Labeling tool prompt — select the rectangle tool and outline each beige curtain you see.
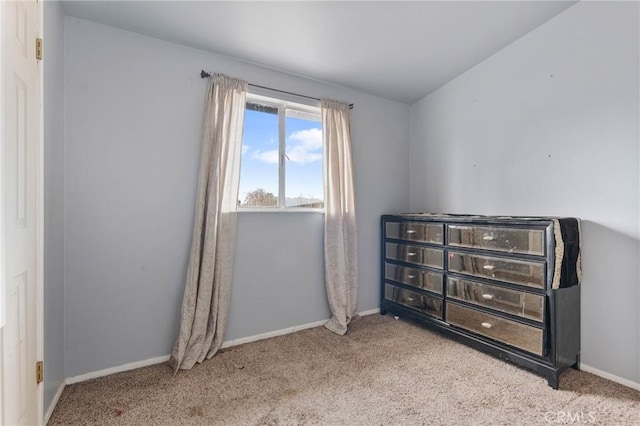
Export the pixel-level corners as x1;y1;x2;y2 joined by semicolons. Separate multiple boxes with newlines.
169;74;247;371
322;99;358;336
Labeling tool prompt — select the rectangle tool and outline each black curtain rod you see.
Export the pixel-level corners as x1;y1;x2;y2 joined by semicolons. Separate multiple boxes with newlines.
200;70;354;109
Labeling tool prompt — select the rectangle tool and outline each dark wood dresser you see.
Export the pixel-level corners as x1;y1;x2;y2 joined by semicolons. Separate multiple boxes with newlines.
380;214;581;388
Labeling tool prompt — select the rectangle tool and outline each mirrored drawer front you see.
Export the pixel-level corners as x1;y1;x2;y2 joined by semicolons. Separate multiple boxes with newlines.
386;222;443;244
385;263;443;294
384;284;443;319
447;303;543;356
447;277;544;322
448;225;545;256
448;252;545;289
386;243;444;269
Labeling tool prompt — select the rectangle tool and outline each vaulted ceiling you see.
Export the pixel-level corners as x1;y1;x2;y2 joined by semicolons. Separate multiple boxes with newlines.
63;1;577;104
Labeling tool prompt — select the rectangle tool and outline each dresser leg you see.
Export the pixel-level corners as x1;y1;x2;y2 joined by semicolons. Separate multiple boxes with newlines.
571;354;580;370
380;307;387;315
547;373;559;389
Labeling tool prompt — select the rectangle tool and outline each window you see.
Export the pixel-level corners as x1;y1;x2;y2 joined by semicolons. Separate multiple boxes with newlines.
239;93;324;209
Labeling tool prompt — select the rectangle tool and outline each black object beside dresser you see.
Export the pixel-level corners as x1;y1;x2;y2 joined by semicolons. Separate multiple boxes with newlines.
380;214;581;388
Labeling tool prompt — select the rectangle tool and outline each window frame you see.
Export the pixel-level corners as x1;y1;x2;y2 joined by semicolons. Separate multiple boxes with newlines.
239;92;324;212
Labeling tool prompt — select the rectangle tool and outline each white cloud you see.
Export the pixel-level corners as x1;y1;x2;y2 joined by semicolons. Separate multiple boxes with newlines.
252;149;279;164
242;145;250;155
286;128;322;164
250;128;323;165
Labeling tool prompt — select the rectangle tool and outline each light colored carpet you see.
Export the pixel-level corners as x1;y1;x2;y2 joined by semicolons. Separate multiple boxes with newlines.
49;314;640;425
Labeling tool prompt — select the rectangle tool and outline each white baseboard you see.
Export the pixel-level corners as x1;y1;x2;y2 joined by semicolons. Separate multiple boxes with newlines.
65;354;171;385
44;381;66;425
580;363;640;391
221;308;380;349
221;319;327;349
359;307;380;316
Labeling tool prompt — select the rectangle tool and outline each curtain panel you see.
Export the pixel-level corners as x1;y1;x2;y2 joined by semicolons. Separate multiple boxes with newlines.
322;99;359;336
170;74;247;371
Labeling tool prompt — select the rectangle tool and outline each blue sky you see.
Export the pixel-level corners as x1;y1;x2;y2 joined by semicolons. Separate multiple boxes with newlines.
239;109;323;204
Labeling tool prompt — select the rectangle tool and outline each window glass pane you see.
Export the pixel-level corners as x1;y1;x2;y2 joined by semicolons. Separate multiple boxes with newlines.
285;110;324;208
239;106;279;207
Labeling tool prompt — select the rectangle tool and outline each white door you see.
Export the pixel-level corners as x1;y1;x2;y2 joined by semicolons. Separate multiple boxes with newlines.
1;0;42;425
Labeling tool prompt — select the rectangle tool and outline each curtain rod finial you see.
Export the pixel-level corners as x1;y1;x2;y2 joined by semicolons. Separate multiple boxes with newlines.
200;70;210;79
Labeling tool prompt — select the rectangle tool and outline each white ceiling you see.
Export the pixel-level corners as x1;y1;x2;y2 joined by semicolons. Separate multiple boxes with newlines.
62;1;578;104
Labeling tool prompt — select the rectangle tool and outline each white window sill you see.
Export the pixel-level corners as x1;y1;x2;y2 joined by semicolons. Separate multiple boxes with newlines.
238;208;324;214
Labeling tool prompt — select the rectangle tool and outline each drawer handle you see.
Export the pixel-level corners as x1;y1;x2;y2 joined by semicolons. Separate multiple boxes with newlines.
481;293;494;300
407;252;417;257
406;297;414;302
481;322;493;329
483;265;495;271
406;230;417;234
483;235;496;241
407;275;416;279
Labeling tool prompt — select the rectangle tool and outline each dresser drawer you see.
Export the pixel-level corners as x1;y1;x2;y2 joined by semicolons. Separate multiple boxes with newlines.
386;243;444;269
385;263;443;294
448;252;545;289
384;284;443;319
385;222;443;244
447;277;544;322
447;303;544;356
448;225;545;256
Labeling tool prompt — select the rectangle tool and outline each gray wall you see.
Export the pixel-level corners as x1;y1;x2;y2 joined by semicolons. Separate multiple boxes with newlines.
227;212;328;340
43;0;66;411
409;2;639;384
63;16;410;377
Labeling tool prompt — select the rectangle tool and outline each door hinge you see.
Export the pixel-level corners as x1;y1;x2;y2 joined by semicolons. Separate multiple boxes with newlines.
36;361;43;384
36;38;43;61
